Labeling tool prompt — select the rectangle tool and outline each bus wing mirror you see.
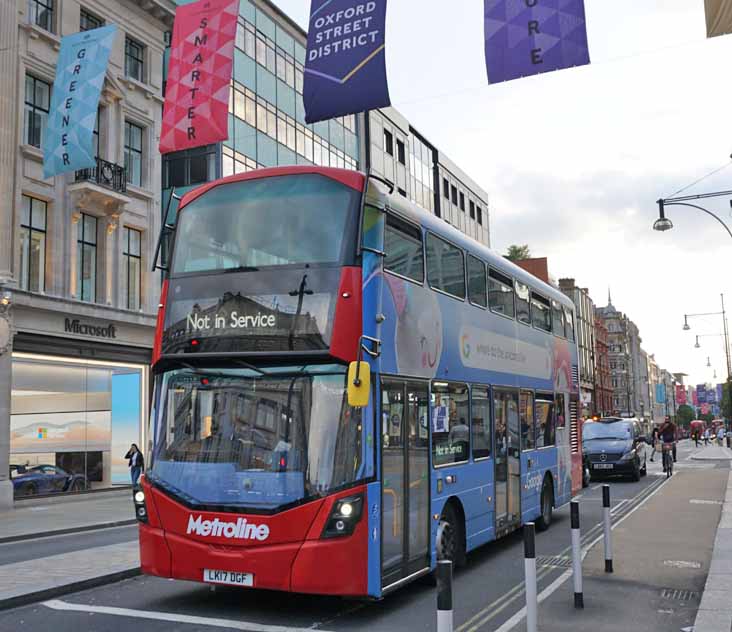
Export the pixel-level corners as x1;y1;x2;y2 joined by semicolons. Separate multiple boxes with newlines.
347;361;370;408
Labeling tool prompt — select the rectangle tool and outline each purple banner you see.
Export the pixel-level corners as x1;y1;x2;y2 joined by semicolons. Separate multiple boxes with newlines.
484;0;591;85
697;384;707;404
717;383;724;403
303;0;390;124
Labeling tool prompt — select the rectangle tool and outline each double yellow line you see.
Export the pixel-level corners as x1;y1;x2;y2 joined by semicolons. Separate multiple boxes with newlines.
456;477;666;632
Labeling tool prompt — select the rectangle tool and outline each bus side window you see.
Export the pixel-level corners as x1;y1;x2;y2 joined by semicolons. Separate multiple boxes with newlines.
384;216;424;283
535;395;555;448
431;382;470;466
426;233;466;300
471;385;491;459
520;390;535;450
488;269;515;318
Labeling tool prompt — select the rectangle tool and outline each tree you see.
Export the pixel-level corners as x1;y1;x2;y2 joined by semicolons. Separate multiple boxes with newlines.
676;404;695;427
699;412;714;423
722;382;732;421
505;244;531;261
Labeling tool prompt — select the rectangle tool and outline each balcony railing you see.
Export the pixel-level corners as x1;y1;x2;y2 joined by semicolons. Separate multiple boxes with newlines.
75;158;127;193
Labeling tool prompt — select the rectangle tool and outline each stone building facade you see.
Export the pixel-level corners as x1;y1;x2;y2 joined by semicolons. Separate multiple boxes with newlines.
0;0;175;508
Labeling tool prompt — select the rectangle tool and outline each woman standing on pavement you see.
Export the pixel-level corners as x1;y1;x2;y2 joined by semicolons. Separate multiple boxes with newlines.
124;443;144;485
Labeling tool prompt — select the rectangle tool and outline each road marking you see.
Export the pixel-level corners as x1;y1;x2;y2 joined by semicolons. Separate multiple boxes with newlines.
458;478;665;632
690;499;723;505
489;477;667;632
42;600;336;632
663;560;702;569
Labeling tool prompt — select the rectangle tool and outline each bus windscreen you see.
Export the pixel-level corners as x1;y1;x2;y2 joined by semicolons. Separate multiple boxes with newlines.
149;364;365;511
171;174;361;275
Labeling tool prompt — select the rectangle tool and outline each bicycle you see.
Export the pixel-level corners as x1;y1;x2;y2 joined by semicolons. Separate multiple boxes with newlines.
662;442;674;478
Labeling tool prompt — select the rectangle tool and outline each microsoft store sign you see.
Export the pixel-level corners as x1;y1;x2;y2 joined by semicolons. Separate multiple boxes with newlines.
64;318;116;339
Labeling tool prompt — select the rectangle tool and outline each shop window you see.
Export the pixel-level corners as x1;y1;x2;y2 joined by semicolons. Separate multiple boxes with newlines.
432;382;469;467
19;195;47;293
471;386;491;459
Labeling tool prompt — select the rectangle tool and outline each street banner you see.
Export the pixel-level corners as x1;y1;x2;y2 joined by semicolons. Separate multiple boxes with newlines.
159;0;238;154
697;384;707;404
717;383;724;402
43;25;117;179
675;385;687;405
701;402;711;415
692;389;699;406
708;386;718;404
655;383;666;404
303;0;390;124
705;0;732;37
484;0;591;85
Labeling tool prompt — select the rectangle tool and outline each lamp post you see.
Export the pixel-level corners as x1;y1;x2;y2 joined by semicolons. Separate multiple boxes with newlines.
684;297;732;424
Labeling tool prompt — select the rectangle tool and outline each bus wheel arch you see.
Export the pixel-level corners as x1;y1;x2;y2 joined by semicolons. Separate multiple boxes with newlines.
535;473;554;531
436;497;467;567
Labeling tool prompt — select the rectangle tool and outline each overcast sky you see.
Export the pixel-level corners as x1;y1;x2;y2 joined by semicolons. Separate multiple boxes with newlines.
277;0;732;387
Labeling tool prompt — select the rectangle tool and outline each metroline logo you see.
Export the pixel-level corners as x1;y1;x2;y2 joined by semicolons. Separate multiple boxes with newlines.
186;515;270;541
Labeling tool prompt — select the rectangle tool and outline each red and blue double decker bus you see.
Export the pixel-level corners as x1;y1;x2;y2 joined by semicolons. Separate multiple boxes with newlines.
135;166;581;598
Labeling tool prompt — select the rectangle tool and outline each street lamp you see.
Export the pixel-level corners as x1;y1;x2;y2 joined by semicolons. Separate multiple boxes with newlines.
683;316;690;331
653;194;732;241
707;356;712;367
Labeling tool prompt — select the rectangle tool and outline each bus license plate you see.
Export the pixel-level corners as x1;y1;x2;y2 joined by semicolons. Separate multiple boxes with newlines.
203;569;253;587
594;464;614;470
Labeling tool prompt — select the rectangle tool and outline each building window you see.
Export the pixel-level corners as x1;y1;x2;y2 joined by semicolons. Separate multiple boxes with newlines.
29;0;53;31
396;139;406;165
122;227;142;311
24;75;50;148
477;205;483;225
80;8;103;31
124;121;143;186
443;178;449;199
163;145;217;189
125;37;145;82
384;129;393;156
469;200;475;219
459;192;465;211
19;195;47;293
77;214;97;302
451;185;458;205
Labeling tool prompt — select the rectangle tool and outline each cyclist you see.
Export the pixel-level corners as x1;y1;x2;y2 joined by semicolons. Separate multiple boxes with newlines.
658;416;677;471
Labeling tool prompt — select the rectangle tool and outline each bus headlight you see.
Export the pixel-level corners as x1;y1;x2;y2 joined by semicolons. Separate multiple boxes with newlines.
132;485;148;524
322;494;364;539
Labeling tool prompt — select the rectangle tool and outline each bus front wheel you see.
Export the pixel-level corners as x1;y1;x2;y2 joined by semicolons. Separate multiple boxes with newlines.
436;503;466;567
535;478;554;531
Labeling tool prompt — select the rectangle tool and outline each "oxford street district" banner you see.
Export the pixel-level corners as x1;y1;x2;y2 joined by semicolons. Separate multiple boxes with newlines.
43;25;117;179
303;0;391;125
484;0;590;85
159;0;238;154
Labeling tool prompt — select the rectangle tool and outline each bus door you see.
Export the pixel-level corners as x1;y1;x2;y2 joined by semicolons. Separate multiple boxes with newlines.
381;379;431;587
493;389;521;532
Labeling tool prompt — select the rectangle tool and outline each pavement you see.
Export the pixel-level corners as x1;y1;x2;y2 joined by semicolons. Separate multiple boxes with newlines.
690;443;732;461
0;490;140;610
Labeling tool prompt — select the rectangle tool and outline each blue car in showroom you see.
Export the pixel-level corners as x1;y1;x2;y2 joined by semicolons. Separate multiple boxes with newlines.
10;464;88;497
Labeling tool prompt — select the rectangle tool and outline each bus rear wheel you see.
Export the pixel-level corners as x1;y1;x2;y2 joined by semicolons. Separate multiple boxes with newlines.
535;478;553;531
436;503;466;567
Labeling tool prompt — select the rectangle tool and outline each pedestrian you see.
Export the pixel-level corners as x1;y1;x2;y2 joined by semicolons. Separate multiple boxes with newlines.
694;431;700;447
704;429;710;446
124;443;144;486
717;427;725;446
649;426;660;462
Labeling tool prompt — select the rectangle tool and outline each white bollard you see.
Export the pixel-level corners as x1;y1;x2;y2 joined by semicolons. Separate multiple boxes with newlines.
570;501;584;608
603;484;613;573
524;522;538;632
436;559;453;632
